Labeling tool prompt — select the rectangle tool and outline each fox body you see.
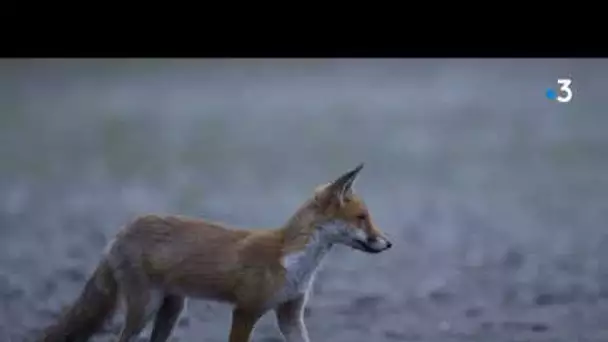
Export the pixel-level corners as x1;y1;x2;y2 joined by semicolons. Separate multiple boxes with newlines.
41;164;392;342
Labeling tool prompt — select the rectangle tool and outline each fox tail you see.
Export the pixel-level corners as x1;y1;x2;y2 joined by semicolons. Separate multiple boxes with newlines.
41;259;118;342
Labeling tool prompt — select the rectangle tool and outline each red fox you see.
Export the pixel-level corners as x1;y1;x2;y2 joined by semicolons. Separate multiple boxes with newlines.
41;163;392;342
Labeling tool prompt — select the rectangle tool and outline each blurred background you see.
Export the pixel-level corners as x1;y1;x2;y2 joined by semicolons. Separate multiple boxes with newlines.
1;58;607;342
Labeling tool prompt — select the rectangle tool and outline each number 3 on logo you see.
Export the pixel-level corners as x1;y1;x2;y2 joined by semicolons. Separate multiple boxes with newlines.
556;79;573;103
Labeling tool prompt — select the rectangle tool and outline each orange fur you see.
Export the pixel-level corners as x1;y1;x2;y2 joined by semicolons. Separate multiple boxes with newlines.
40;164;392;342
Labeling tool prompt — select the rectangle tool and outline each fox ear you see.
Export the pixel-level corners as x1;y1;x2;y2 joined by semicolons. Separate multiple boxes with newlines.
327;163;364;206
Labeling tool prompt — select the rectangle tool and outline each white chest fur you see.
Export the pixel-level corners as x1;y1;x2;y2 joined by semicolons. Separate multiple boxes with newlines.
274;231;332;304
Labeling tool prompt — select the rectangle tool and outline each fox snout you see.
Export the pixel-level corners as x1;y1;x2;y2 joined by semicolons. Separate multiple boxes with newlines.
353;234;392;254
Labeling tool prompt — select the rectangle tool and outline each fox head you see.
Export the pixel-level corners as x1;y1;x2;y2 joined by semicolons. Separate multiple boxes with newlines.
310;163;392;254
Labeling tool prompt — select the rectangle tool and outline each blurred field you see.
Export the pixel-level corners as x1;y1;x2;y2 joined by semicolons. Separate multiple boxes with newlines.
1;58;608;341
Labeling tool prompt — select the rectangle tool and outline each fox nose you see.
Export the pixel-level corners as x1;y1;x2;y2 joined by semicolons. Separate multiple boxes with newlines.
367;236;392;250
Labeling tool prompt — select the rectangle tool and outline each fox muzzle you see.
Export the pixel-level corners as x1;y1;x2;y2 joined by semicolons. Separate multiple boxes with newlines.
355;236;392;254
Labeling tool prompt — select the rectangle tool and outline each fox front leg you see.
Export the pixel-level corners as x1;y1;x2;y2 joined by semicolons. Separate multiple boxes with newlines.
229;307;263;342
275;296;310;342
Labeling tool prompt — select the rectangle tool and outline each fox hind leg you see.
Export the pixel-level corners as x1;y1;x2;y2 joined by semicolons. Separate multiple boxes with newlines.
148;295;185;342
113;263;157;342
117;288;151;342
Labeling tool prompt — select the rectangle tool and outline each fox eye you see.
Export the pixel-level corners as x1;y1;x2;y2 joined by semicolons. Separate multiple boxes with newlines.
356;214;367;220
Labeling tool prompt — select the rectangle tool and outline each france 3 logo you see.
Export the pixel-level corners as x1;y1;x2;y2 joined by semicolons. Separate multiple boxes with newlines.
546;78;573;103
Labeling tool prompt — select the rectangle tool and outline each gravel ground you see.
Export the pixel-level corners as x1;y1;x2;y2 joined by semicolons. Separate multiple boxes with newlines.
1;59;608;342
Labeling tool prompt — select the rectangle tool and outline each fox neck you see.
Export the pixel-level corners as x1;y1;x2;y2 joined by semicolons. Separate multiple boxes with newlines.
280;218;334;262
280;200;334;253
278;208;335;297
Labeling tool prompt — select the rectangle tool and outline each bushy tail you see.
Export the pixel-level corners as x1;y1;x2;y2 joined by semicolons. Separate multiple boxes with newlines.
41;259;118;342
